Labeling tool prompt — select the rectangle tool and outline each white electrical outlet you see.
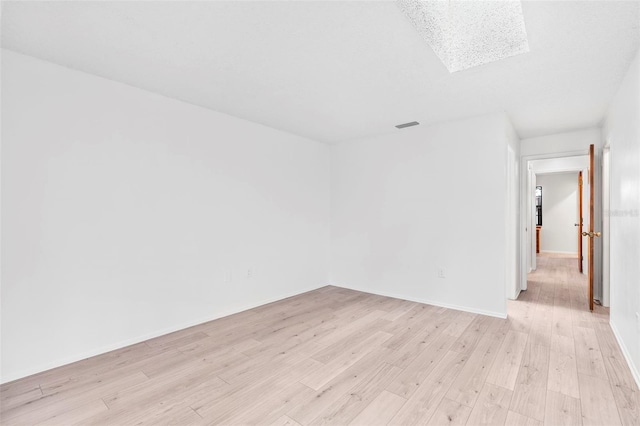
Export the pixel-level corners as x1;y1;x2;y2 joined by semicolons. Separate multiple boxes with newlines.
247;268;253;279
438;268;445;278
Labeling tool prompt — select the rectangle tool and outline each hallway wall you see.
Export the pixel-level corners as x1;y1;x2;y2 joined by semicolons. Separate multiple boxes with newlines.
602;48;640;387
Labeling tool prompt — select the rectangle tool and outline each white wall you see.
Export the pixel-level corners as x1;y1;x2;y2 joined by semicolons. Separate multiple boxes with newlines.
536;173;579;254
330;113;514;318
602;48;640;387
0;50;331;383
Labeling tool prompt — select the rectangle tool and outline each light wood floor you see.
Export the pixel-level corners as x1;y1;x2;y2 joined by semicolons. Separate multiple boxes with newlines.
1;254;638;425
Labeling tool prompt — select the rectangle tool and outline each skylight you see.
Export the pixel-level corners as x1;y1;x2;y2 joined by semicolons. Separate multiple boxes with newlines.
397;0;530;73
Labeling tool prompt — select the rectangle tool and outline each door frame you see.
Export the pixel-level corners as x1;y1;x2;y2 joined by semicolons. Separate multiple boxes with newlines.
519;149;595;292
602;144;611;307
506;145;519;300
588;144;595;311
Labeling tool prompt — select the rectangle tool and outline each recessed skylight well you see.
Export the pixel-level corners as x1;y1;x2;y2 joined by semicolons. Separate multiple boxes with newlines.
397;0;530;72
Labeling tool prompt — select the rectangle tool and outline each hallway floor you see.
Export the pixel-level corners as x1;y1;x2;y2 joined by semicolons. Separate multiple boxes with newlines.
506;252;639;425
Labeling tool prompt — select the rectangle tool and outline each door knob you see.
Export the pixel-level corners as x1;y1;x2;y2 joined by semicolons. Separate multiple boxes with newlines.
581;231;602;238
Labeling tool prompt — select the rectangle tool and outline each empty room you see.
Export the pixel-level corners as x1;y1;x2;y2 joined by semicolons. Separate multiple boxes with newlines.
1;1;639;425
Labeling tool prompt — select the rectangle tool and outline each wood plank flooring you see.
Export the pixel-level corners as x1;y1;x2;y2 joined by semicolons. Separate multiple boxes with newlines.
1;253;638;425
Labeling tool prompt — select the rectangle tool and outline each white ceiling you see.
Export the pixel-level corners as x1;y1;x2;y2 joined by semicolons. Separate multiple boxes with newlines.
2;1;639;144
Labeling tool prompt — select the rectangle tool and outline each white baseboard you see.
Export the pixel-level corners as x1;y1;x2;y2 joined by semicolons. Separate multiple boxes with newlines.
0;284;326;384
609;320;640;390
540;250;579;255
332;284;507;319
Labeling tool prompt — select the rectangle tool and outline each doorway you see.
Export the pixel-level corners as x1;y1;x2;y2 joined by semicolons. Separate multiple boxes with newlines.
535;171;582;256
519;152;605;309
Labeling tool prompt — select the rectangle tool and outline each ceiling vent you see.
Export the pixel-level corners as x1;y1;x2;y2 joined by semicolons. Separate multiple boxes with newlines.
395;121;420;129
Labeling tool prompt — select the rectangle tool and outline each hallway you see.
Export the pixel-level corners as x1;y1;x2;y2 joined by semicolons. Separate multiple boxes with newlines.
507;252;639;425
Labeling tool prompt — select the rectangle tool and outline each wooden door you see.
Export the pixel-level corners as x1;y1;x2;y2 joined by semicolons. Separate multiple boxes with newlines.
578;171;583;273
585;144;601;311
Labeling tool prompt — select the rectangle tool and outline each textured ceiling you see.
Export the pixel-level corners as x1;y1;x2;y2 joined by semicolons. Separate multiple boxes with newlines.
2;1;639;144
397;0;530;72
